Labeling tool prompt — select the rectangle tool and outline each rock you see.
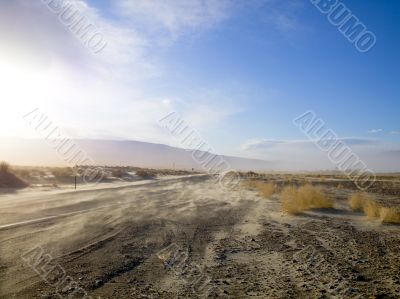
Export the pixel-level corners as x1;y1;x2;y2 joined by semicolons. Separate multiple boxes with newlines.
95;279;103;287
355;274;368;282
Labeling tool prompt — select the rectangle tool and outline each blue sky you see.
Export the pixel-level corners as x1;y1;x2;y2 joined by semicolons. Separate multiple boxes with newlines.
153;0;400;144
0;0;399;170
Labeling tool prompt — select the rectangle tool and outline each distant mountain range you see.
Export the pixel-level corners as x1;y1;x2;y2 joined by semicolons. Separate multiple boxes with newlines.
0;138;275;171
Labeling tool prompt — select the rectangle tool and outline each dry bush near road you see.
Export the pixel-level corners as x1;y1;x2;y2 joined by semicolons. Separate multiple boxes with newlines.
136;169;156;179
111;169;125;178
0;162;28;189
281;184;333;215
0;161;10;173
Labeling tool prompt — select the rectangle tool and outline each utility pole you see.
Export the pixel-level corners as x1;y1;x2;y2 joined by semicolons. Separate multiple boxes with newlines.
74;176;77;190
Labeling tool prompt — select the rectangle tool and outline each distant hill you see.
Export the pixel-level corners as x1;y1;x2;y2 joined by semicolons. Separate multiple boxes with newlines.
0;138;275;171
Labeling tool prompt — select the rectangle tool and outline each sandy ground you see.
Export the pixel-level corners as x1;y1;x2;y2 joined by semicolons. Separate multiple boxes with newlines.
0;175;399;298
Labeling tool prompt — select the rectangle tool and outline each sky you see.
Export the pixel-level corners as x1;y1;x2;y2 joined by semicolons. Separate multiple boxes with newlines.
0;0;399;171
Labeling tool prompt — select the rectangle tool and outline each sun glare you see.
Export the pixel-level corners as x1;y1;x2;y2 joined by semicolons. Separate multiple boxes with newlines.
0;57;64;137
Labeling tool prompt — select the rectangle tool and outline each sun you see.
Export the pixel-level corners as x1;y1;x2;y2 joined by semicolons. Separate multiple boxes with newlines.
0;56;59;137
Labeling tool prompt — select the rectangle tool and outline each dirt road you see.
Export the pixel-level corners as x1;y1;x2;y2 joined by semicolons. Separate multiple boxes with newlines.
0;175;399;298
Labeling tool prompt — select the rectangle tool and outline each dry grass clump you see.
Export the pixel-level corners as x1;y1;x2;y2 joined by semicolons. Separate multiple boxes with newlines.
281;184;333;215
363;200;381;218
380;207;400;224
348;192;380;218
298;184;334;209
348;192;369;212
243;180;277;198
254;181;277;198
348;192;400;224
281;186;302;214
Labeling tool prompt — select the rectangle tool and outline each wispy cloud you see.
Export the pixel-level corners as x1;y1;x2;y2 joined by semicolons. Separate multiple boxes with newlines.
367;129;383;133
390;130;400;135
114;0;236;41
0;0;247;142
262;0;305;32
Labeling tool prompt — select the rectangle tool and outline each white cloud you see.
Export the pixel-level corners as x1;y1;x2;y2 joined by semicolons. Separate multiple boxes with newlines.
115;0;234;40
0;0;305;149
367;129;383;133
390;130;400;135
0;0;246;143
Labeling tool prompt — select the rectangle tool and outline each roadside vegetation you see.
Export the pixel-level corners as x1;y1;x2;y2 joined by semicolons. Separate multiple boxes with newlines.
136;169;156;179
0;161;10;173
0;161;28;189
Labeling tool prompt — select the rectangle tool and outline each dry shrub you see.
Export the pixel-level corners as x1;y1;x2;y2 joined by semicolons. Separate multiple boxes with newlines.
281;186;302;215
348;192;400;224
297;184;334;209
0;170;28;188
348;192;380;218
254;181;277;198
380;207;400;224
281;184;333;215
348;192;369;212
0;161;10;173
363;200;381;218
243;180;277;198
111;169;125;178
15;169;30;178
136;169;155;179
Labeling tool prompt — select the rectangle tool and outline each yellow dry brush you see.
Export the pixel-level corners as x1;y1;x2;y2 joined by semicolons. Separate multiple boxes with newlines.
380;207;400;224
281;184;333;215
244;180;277;198
348;192;400;224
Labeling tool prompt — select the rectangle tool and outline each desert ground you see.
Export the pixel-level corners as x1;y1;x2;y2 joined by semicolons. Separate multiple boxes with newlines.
0;172;400;298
